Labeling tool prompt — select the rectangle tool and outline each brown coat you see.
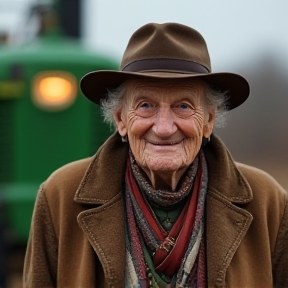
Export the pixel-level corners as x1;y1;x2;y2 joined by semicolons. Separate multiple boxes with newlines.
23;133;288;288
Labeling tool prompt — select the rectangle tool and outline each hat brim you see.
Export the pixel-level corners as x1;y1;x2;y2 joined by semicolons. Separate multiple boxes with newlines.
80;70;250;110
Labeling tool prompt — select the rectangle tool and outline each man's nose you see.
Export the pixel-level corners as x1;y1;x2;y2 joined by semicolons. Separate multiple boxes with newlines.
152;107;177;137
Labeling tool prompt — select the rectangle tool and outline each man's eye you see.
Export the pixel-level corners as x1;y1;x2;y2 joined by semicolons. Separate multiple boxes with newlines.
173;102;195;117
176;103;193;110
139;102;150;109
179;103;190;109
135;101;157;117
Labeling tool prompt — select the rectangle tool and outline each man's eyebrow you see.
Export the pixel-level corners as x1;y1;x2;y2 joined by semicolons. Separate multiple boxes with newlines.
132;92;156;102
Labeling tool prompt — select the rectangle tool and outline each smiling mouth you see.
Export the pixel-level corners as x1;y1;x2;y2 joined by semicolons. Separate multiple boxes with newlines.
146;139;183;146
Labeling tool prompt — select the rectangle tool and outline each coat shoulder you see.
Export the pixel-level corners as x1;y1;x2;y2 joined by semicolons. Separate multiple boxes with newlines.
43;157;94;198
236;162;286;194
236;162;287;210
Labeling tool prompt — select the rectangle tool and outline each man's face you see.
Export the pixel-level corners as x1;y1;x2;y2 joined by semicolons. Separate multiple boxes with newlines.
114;79;215;183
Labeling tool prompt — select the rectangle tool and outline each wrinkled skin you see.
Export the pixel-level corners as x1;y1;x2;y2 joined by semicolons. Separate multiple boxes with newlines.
114;79;215;191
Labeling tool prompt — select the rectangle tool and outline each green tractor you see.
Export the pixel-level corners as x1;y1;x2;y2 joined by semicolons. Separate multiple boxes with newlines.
0;30;117;247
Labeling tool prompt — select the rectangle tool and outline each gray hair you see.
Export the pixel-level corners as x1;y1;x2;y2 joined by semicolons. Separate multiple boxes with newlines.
101;81;229;130
204;83;229;128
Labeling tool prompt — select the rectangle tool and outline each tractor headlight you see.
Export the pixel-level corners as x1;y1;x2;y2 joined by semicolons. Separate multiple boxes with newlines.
32;71;77;111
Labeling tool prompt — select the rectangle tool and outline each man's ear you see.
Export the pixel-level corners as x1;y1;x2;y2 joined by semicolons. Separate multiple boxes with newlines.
203;109;216;138
113;108;127;137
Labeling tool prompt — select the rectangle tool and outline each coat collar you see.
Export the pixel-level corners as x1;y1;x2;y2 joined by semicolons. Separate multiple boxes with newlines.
76;132;253;287
204;133;253;204
74;132;129;204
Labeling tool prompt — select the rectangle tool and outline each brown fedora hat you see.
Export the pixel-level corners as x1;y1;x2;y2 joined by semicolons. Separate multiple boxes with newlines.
80;22;250;110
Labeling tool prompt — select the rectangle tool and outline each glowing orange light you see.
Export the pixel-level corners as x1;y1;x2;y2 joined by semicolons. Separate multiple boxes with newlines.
32;72;77;111
38;77;72;103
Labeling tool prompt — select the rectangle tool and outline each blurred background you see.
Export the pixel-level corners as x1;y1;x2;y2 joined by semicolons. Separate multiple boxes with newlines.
0;0;287;287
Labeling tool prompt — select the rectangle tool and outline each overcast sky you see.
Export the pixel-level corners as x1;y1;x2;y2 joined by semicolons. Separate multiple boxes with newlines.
82;1;288;73
2;0;288;73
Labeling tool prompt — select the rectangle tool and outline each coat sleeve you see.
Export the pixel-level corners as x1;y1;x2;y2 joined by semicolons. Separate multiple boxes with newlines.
272;192;288;288
23;184;58;288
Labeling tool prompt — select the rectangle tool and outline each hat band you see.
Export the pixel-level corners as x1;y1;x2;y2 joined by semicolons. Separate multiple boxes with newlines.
122;58;209;73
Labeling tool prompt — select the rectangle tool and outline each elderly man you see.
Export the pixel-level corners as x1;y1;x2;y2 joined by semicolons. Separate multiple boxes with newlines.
24;23;288;288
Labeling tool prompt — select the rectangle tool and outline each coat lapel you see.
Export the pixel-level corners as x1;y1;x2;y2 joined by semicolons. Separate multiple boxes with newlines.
206;191;253;286
204;134;253;286
77;193;126;287
75;133;129;287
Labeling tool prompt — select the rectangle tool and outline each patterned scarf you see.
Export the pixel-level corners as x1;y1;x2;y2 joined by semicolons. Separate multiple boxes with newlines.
125;150;208;288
